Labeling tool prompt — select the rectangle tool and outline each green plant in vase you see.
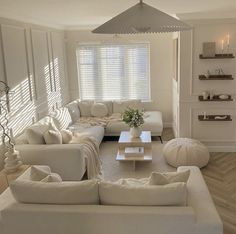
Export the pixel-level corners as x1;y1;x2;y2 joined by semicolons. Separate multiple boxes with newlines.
122;107;144;138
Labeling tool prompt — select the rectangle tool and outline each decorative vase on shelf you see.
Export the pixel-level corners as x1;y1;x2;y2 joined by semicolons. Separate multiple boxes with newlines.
130;127;142;138
4;146;22;173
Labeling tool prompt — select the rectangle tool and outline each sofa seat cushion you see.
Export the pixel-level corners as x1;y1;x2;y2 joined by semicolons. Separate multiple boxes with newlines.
69;125;104;145
106;111;163;135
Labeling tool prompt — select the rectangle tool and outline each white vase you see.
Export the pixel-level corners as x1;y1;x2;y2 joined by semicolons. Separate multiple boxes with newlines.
130;127;142;138
4;146;22;172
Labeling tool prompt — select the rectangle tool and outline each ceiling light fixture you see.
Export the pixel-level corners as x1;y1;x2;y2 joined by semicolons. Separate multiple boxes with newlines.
92;0;191;34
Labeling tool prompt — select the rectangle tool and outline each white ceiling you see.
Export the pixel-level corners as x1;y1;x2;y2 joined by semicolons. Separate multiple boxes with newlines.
0;0;236;29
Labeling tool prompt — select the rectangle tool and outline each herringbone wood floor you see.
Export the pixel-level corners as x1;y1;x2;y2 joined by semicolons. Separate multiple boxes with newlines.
201;153;236;234
163;129;236;234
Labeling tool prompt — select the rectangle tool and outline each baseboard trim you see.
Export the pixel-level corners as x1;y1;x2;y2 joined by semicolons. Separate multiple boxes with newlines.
208;146;236;152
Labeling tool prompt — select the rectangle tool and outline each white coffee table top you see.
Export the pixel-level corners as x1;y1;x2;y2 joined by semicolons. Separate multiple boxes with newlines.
119;131;151;144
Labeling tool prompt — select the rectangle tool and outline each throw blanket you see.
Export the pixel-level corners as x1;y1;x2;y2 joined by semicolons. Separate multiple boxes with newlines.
76;113;122;128
69;133;103;179
76;113;149;129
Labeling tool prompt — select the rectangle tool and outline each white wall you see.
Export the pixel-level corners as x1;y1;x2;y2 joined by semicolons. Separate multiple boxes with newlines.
177;19;236;151
0;18;69;169
65;30;173;126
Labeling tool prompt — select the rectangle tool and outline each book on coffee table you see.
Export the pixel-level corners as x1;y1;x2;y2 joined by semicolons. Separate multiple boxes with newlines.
124;147;144;157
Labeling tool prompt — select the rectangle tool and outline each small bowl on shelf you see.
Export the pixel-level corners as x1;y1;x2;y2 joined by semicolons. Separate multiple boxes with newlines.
218;94;229;100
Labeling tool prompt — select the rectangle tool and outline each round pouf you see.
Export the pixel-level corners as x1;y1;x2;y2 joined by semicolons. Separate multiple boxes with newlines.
163;138;210;168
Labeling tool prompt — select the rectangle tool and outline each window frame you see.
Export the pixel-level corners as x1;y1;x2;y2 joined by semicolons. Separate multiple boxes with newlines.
76;41;151;101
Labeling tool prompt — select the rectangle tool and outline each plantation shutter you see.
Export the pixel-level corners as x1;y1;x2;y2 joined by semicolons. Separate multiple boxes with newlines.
77;43;150;100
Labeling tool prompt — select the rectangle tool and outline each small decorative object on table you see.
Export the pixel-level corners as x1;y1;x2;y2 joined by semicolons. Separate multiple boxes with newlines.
122;108;144;138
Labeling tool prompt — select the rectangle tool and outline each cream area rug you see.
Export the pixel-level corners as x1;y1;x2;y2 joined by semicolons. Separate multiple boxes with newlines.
99;141;175;181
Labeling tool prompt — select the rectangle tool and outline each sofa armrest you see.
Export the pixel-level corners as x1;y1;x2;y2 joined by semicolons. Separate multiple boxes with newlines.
15;144;86;181
178;166;223;234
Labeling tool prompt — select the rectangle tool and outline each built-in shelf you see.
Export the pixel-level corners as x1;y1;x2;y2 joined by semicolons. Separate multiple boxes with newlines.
198;115;232;121
199;75;234;80
199;95;233;102
199;54;235;59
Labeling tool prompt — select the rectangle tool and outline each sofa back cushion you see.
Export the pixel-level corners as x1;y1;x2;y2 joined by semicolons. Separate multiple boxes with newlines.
78;100;94;117
50;107;72;130
99;181;187;206
66;101;80;122
91;103;108;117
10;180;99;205
14;132;29;145
95;101;113;116
25;120;58;145
113;100;142;114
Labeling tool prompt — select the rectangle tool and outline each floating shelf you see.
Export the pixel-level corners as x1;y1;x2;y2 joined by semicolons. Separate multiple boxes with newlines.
199;95;233;102
199;75;234;80
198;115;232;121
199;54;235;59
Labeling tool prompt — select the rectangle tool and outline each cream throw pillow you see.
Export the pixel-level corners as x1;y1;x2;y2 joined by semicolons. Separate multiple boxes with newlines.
41;173;62;182
149;170;190;185
91;103;108;117
60;129;73;144
99;181;187;206
44;129;62;144
30;166;51;181
10;180;99;204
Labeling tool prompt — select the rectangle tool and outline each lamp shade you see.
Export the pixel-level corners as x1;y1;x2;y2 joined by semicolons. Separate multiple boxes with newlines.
92;1;191;34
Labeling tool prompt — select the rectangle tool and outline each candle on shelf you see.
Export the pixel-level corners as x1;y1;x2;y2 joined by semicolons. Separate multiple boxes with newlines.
221;39;224;52
227;34;230;46
203;112;207;120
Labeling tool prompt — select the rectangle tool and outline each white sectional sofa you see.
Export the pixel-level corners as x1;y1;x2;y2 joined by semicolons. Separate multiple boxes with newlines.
14;100;163;180
0;166;223;234
14;112;103;180
67;99;163;139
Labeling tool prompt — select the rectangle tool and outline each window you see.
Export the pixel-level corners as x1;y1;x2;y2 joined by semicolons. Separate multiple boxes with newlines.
77;43;150;101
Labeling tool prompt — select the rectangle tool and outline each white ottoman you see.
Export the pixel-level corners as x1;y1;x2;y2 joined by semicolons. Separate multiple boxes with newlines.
163;138;210;168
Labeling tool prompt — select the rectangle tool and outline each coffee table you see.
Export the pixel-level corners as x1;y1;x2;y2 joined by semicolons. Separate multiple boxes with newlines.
116;131;152;170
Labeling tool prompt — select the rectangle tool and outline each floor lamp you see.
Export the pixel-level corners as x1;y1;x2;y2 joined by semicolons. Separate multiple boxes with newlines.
0;81;22;172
